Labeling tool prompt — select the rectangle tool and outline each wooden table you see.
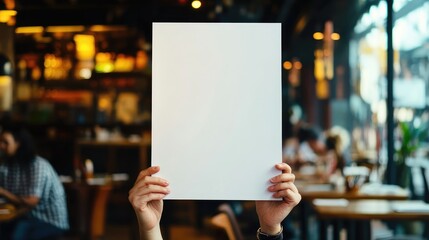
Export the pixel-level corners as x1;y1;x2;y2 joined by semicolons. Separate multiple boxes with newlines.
295;181;409;240
312;200;429;240
0;203;18;222
298;182;409;200
0;203;28;237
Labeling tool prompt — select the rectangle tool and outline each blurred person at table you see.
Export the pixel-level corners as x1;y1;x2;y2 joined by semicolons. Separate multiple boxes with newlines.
318;126;352;181
297;125;326;162
283;124;326;171
0;125;69;240
129;163;301;240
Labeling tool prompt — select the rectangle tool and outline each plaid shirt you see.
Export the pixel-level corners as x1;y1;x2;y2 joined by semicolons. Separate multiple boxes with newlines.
0;156;69;230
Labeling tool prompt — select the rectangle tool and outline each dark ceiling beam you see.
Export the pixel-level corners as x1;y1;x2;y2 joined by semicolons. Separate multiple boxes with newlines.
276;0;295;22
15;1;153;10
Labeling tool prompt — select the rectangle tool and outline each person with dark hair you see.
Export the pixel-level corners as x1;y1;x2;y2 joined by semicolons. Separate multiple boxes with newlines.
294;125;326;165
325;135;345;174
321;126;351;179
0;125;69;240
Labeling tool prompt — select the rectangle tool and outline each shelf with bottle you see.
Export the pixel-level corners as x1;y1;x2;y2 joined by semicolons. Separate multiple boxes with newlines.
13;72;152;125
28;71;152;91
13;25;152;125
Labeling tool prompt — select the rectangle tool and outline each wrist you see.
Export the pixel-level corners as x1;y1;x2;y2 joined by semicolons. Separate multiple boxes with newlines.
259;224;282;235
139;224;163;240
257;226;283;240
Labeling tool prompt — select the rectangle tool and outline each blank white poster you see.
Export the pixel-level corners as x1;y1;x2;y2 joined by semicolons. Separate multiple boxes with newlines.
152;23;281;200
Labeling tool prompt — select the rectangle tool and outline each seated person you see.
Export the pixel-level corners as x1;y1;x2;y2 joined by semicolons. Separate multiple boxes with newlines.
297;126;326;163
0;125;69;240
284;125;326;170
319;126;351;181
129;162;301;240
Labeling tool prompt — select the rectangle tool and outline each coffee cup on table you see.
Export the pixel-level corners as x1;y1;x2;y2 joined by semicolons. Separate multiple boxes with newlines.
343;166;369;193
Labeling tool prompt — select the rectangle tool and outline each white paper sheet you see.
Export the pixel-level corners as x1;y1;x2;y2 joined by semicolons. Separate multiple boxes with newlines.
152;23;281;200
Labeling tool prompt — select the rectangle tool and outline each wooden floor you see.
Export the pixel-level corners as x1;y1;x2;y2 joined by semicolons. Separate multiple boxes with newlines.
102;213;427;240
105;224;217;240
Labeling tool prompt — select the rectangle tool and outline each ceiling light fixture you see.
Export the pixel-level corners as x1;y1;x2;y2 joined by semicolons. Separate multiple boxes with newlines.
313;32;324;40
283;61;292;70
0;0;16;25
45;25;85;33
15;26;44;34
192;0;202;9
331;33;341;40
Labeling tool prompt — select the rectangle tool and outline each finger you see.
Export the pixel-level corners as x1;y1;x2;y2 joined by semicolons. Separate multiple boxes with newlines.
131;182;170;195
268;181;299;193
139;193;168;205
130;193;168;210
270;173;295;184
129;180;170;198
273;189;301;204
135;166;161;183
129;185;169;208
282;189;301;205
137;175;169;188
275;162;292;174
134;166;165;185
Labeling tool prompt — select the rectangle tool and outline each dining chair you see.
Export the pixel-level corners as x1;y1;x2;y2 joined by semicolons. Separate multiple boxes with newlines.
378;159;429;240
64;182;113;240
419;164;429;239
407;158;429;201
210;203;244;240
420;165;429;203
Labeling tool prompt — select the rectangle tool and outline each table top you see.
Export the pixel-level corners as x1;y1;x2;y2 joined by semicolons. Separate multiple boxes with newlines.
0;203;20;222
61;174;129;189
297;181;409;200
76;139;146;147
312;199;429;220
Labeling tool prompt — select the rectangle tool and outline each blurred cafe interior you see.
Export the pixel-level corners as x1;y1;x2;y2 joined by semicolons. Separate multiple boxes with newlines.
0;0;429;239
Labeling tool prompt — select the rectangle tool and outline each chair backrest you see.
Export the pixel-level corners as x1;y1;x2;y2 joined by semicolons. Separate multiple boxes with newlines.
90;184;112;238
420;166;429;203
406;158;429;201
210;203;244;240
64;182;112;239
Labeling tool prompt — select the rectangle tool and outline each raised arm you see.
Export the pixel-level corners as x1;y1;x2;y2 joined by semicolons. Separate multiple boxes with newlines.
129;166;170;240
255;163;301;238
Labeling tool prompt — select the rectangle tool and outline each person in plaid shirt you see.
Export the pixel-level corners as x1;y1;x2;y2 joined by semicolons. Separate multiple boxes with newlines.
0;125;69;240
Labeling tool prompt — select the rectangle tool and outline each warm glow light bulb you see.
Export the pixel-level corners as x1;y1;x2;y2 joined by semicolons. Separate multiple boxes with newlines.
293;61;302;70
0;10;17;23
331;33;341;40
313;32;324;40
283;61;292;70
74;34;95;60
192;0;202;9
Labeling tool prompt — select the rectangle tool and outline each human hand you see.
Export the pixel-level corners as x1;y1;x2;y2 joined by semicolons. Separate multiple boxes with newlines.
255;163;301;235
129;166;169;239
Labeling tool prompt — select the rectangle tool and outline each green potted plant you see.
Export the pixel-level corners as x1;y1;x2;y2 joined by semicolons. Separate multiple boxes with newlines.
395;121;427;189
